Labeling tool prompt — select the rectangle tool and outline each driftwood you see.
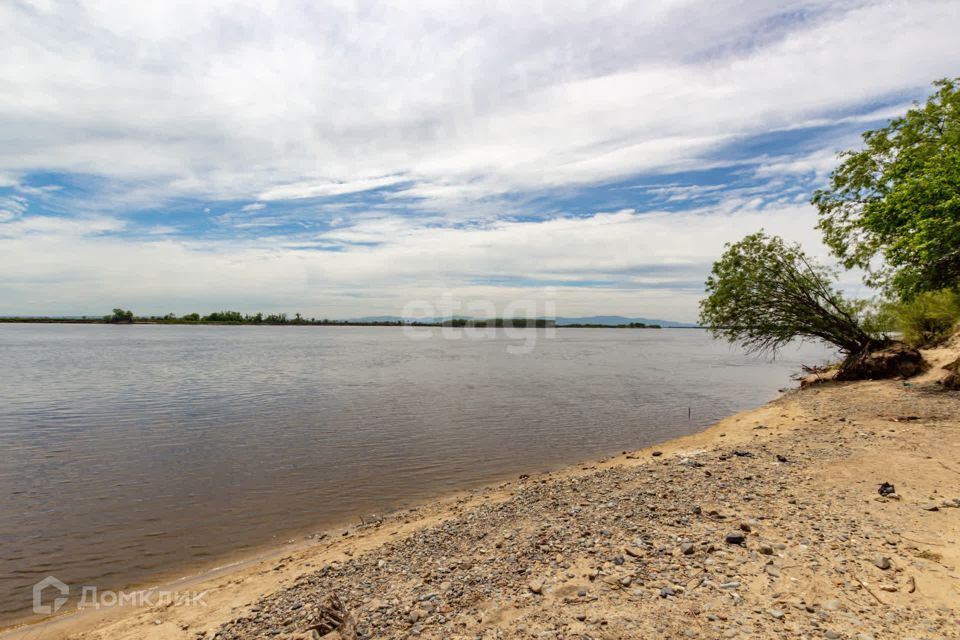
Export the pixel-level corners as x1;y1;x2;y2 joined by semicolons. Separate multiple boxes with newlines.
307;593;357;640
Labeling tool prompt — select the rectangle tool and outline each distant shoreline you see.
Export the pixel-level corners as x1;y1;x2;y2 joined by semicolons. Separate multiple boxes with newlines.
0;318;682;328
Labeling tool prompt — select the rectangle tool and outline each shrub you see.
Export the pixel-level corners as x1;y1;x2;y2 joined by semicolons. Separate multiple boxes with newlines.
888;289;960;346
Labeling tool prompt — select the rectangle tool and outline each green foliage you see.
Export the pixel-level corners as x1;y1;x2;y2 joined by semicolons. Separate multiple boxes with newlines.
202;310;245;322
181;313;200;322
699;232;882;355
106;308;134;323
813;78;960;298
884;289;960;346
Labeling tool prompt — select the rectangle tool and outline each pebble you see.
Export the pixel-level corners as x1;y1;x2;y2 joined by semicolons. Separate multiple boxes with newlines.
725;532;746;545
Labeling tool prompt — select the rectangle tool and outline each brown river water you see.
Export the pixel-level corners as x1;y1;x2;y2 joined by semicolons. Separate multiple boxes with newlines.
0;324;833;625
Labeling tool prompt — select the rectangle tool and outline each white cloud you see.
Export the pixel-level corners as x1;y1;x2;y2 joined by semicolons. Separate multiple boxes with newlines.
258;176;407;201
0;1;957;209
0;199;856;321
0;195;28;223
754;149;843;181
0;0;949;314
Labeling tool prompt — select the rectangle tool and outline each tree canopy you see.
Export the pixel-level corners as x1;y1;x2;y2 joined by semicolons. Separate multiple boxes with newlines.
812;78;960;299
698;232;881;356
107;308;134;323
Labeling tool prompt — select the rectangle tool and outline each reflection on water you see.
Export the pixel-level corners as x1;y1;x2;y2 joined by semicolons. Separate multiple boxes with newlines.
0;324;832;623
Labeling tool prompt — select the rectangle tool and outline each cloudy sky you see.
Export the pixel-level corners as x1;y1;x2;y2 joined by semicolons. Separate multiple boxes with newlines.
1;0;958;321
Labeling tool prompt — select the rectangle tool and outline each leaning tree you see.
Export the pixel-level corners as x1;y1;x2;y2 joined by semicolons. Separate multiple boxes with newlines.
698;232;883;357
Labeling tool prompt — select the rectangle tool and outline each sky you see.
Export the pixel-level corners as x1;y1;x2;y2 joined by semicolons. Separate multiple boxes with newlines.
1;0;959;321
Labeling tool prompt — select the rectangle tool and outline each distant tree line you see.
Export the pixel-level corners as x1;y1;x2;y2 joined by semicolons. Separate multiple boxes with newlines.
562;322;661;328
4;312;660;329
440;318;556;328
135;311;404;326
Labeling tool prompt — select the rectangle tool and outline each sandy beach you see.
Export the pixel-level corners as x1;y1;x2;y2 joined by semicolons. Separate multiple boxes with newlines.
5;340;959;640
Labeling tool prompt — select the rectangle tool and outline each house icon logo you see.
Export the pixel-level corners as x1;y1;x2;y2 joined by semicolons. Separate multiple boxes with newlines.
33;576;69;615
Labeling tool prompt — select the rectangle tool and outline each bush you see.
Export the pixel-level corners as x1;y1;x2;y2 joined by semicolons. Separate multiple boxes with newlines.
887;289;960;346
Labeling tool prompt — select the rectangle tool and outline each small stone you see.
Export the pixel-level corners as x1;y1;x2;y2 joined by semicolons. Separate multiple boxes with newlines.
759;544;774;555
725;532;746;545
765;564;781;578
619;576;632;587
652;451;663;457
768;609;785;620
821;599;842;611
738;522;752;533
680;543;695;555
659;586;675;598
920;503;940;512
873;557;892;570
825;631;841;639
528;579;545;595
